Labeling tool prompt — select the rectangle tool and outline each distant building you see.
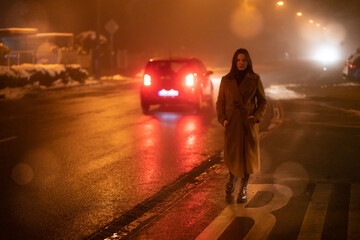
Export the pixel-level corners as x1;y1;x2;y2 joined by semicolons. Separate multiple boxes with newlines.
0;28;89;68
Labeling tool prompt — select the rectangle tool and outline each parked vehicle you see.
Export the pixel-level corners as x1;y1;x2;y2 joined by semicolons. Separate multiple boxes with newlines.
140;58;213;114
342;51;360;81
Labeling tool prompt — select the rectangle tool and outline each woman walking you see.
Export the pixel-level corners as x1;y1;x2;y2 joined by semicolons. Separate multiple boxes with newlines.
216;48;267;203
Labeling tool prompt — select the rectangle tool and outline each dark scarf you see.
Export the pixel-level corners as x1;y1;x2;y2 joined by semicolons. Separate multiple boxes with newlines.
235;69;247;87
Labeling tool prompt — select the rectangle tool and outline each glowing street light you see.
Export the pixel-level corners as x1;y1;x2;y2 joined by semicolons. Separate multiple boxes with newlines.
309;19;314;24
296;12;303;16
277;1;284;6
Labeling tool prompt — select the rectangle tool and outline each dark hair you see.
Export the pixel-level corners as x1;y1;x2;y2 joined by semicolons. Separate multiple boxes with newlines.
226;48;254;78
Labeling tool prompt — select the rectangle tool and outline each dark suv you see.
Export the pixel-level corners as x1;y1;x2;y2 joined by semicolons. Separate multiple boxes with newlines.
342;52;360;81
140;58;213;114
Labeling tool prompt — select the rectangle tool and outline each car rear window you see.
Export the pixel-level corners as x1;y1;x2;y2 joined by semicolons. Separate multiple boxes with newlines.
146;61;191;73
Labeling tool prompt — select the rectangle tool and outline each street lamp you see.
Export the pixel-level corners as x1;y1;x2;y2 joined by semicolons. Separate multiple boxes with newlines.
296;12;303;17
277;1;284;6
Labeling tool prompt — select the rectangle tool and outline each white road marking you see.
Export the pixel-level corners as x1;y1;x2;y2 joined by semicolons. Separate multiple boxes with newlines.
297;184;332;240
303;122;360;129
197;183;359;239
348;184;360;240
196;184;292;240
0;136;17;143
314;102;360;118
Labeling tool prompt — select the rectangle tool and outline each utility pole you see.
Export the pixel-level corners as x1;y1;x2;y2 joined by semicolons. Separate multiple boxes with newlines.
105;20;119;77
95;0;101;79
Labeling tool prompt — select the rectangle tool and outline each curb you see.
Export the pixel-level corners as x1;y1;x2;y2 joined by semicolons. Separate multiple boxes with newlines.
85;99;284;240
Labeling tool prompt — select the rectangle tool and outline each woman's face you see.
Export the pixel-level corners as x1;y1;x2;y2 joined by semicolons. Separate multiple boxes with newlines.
236;53;248;71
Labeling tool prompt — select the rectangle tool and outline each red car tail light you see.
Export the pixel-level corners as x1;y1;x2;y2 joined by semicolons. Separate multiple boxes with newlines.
144;74;151;86
185;74;195;86
349;64;356;69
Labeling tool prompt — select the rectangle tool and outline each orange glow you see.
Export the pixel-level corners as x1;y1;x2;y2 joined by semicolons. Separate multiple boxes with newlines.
277;1;284;6
309;19;314;24
296;12;302;16
144;74;151;86
316;23;321;27
230;1;263;39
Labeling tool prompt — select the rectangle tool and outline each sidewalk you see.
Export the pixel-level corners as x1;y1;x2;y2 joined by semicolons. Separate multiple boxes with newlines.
132;164;233;240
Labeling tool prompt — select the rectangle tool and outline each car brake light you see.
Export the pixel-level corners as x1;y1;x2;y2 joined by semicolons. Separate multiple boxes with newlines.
349;64;356;69
144;74;151;86
186;74;194;86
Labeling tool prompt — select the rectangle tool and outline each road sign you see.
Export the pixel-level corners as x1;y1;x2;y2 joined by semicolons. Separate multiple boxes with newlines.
105;20;119;34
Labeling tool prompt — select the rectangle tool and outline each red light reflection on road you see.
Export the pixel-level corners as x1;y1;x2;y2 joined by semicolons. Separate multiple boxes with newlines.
176;115;203;172
135;113;205;190
136;116;161;186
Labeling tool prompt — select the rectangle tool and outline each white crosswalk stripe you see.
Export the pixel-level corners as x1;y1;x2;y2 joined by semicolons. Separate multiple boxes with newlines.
196;183;360;240
196;184;292;240
297;184;332;240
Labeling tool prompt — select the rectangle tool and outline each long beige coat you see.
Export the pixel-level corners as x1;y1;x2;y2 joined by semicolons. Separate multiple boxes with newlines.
216;73;267;178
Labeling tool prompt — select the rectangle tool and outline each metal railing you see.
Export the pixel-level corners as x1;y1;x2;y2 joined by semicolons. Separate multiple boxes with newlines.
2;50;91;67
5;50;35;66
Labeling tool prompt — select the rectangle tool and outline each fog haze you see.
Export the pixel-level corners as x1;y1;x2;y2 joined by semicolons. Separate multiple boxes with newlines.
1;0;359;67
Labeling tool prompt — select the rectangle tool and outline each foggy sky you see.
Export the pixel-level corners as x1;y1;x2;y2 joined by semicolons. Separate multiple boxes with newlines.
0;0;359;66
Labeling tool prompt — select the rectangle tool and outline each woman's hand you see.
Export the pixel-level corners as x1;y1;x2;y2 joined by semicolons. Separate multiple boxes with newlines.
248;115;259;123
223;120;228;127
248;115;255;123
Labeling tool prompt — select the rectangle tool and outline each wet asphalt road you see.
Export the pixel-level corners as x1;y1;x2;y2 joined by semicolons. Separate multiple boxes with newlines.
130;66;360;240
1;61;359;239
0;80;225;239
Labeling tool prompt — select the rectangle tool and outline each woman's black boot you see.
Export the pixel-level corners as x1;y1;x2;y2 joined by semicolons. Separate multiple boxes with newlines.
225;172;237;194
237;178;248;203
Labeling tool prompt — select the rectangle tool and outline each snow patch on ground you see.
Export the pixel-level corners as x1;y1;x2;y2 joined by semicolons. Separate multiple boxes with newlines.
265;85;306;100
0;73;135;100
100;74;136;83
334;82;360;87
0;87;30;99
1;64;67;79
0;79;98;100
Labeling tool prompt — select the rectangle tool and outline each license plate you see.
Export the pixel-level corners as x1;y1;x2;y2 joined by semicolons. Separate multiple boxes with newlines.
158;89;179;97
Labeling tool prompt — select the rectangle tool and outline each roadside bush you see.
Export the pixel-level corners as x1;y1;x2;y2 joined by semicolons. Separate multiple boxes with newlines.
0;64;89;89
65;65;88;83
